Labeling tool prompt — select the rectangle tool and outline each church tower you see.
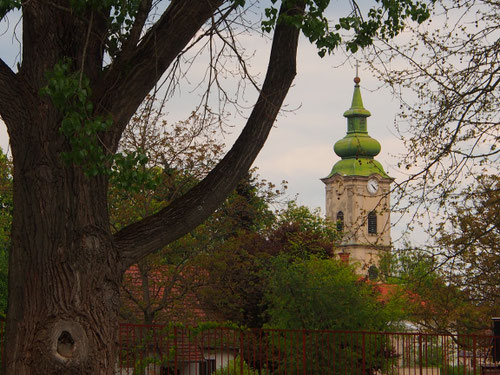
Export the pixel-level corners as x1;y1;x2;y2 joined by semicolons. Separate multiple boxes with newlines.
321;76;393;275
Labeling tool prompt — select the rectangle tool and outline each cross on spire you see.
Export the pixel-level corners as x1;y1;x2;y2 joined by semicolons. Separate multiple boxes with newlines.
354;61;360;84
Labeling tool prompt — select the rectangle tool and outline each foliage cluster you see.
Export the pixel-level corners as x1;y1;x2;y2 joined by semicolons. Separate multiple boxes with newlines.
214;356;256;375
40;59;111;176
262;0;433;55
40;60;160;191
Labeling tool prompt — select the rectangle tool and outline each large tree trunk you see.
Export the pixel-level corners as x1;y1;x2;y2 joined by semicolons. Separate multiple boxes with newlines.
3;3;121;373
0;1;304;373
6;127;120;374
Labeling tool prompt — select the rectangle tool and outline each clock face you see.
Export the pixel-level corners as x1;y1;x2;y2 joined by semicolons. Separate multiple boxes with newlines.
367;178;379;194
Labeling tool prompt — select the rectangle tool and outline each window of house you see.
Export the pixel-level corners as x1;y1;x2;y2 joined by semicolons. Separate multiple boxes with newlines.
199;359;216;375
368;211;377;234
368;265;379;281
336;211;344;232
162;367;180;375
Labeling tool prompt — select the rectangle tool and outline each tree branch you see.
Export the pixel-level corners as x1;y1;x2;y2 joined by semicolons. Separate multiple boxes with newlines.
115;1;304;270
96;0;225;152
0;58;25;133
119;0;153;60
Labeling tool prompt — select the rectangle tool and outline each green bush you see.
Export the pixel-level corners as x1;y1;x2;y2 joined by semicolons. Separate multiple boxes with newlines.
442;364;475;375
214;356;257;375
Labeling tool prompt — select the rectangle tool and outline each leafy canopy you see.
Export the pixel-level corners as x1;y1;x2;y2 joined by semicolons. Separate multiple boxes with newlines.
264;255;406;331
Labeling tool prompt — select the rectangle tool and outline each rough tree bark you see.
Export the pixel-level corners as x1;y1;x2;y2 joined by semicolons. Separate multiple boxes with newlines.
0;0;303;374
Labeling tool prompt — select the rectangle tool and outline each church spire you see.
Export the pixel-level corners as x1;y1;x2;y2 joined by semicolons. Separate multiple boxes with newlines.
325;76;390;178
343;76;371;119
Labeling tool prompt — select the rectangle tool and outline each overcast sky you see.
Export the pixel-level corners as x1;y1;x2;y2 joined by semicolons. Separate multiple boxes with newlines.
0;4;421;246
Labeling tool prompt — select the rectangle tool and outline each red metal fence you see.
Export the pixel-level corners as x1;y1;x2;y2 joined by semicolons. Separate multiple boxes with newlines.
0;320;497;374
118;324;499;375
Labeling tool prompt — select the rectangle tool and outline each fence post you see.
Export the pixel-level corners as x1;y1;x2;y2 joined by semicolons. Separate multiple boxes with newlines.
362;332;366;375
472;335;477;375
240;330;244;375
174;326;178;374
419;334;423;375
1;319;5;375
462;335;466;375
302;330;306;375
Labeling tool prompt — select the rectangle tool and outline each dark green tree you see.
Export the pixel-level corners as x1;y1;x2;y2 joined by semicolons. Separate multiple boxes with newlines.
192;175;285;328
197;201;340;327
262;255;406;374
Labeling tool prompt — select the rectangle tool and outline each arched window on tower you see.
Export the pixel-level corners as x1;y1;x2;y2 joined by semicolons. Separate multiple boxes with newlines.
368;211;377;234
336;211;344;232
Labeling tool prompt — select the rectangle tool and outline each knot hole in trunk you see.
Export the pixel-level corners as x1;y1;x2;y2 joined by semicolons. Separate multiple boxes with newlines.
57;330;75;358
51;321;88;364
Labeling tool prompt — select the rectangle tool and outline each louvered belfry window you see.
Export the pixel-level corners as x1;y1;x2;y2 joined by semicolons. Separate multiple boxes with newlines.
368;211;377;234
336;211;344;232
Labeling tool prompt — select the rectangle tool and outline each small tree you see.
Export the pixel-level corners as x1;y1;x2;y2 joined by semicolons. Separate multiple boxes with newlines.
437;174;500;318
111;100;225;325
380;249;486;334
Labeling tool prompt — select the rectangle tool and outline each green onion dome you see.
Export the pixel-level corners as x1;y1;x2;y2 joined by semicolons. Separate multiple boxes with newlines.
334;134;381;158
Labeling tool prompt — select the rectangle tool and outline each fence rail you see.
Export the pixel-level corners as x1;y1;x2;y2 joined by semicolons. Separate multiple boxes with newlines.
0;320;497;374
118;324;499;375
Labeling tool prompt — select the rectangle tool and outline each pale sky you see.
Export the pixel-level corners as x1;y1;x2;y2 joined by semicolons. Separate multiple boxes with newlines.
0;4;423;246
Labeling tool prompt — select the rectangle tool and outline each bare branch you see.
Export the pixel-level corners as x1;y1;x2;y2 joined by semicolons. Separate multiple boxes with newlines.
97;0;225;152
363;0;499;242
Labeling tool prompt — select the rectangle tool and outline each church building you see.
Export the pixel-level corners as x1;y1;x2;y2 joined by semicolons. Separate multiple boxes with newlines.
322;76;393;276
